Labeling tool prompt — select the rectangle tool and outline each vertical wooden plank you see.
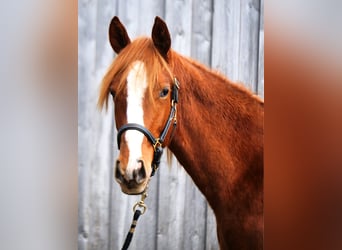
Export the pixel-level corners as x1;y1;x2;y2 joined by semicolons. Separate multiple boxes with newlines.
211;0;240;80
78;0;98;249
164;0;193;55
157;158;188;250
238;0;261;92
90;0;117;247
182;176;208;250
205;206;219;250
258;0;264;98
116;0;140;36
78;0;118;249
116;0;165;37
191;0;213;65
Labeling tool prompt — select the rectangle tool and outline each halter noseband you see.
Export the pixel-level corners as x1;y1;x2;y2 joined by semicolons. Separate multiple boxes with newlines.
116;78;180;176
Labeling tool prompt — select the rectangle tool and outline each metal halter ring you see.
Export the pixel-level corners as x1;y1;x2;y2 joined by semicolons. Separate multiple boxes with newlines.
153;139;162;152
133;201;147;215
133;191;148;215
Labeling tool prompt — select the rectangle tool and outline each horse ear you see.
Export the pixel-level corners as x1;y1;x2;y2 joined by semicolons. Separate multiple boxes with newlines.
109;16;131;54
152;16;171;60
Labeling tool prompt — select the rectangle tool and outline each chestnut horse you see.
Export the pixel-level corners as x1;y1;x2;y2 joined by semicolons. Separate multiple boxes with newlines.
98;16;264;250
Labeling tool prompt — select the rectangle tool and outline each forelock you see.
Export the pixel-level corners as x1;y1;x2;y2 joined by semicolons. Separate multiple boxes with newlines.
98;37;173;110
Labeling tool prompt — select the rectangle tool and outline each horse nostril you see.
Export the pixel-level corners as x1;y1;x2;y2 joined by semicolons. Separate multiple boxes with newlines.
133;160;146;184
115;160;124;183
116;159;147;185
138;160;146;177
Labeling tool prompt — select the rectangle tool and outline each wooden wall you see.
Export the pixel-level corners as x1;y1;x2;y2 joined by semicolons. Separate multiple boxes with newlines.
78;0;264;249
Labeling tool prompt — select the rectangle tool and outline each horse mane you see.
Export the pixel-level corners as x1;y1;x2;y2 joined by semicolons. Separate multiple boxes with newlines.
98;37;173;110
168;51;264;106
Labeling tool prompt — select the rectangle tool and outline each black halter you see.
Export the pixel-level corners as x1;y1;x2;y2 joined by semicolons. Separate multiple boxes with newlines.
117;78;180;176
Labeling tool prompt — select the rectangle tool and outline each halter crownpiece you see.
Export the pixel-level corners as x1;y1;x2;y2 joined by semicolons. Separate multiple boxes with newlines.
116;77;180;176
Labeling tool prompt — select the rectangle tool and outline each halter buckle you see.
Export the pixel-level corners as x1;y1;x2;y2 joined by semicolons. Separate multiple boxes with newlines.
153;139;162;152
174;77;180;89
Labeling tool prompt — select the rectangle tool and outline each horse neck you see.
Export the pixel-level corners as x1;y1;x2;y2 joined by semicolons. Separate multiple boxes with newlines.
168;52;264;213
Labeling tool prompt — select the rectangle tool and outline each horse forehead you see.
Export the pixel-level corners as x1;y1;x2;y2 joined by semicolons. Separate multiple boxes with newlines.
126;60;148;96
125;61;148;122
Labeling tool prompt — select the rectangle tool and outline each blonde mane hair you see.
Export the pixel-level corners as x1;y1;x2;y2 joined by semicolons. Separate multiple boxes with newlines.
98;37;173;110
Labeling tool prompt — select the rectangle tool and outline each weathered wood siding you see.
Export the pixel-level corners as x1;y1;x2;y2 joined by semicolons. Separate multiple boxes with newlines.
78;0;264;249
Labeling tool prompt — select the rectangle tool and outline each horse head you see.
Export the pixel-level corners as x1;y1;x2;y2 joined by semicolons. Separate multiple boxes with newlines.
104;16;178;195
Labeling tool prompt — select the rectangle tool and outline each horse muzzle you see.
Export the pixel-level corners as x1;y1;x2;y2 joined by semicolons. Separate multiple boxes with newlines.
115;159;149;195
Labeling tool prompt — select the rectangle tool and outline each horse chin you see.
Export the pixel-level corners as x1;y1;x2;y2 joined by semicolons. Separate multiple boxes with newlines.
119;181;148;195
121;186;145;195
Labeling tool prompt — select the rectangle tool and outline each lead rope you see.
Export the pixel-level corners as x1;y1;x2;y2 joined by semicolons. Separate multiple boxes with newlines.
121;184;149;250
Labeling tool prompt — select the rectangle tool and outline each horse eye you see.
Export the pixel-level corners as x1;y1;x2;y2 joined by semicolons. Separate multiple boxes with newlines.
159;88;169;98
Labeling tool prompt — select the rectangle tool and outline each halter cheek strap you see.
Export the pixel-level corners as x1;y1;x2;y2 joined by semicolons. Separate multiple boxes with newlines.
116;78;180;176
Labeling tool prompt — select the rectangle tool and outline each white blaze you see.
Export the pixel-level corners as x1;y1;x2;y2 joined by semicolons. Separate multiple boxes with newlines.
125;61;148;179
